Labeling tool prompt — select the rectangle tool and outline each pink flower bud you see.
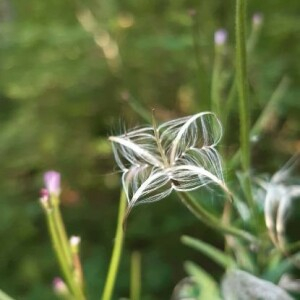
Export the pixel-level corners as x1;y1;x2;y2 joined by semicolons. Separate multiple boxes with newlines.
53;277;68;295
44;171;61;196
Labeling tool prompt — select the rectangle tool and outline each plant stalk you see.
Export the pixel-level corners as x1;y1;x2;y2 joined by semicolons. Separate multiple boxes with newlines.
211;46;223;118
235;0;256;212
0;289;15;300
178;192;257;244
130;251;141;300
45;209;85;299
236;0;250;172
52;196;72;267
101;190;127;300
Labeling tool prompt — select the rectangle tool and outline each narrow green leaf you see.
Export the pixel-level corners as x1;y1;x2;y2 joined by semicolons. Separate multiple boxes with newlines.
181;235;235;269
230;238;256;273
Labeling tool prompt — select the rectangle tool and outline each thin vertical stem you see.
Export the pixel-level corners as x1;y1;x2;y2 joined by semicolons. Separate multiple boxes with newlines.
236;0;250;172
191;16;210;110
211;48;223;118
52;200;72;267
101;190;127;300
46;209;75;293
235;0;255;210
229;76;289;169
130;251;141;300
224;14;262;132
72;250;84;289
45;209;85;299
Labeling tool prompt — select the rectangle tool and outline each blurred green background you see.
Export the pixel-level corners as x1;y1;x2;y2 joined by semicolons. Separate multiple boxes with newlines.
0;0;299;299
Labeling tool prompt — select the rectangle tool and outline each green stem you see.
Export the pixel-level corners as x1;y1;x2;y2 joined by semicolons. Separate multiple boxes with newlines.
224;15;261;132
224;77;237;133
191;18;210;110
127;94;151;123
247;19;262;54
52;196;72;267
45;209;83;299
235;0;255;210
236;0;249;170
229;76;289;169
130;251;141;300
211;47;223;118
251;76;289;136
0;290;15;300
101;190;127;300
43;198;85;300
178;192;257;244
236;0;250;171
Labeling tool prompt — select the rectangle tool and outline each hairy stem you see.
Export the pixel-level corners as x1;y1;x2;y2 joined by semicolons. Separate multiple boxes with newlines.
236;0;250;171
235;0;256;212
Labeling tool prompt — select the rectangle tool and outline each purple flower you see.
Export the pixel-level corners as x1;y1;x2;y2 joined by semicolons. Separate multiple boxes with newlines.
44;171;61;196
214;29;227;46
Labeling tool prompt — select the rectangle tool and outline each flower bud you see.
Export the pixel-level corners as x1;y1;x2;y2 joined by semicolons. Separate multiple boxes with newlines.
70;235;81;253
39;188;50;210
44;171;61;196
53;277;68;295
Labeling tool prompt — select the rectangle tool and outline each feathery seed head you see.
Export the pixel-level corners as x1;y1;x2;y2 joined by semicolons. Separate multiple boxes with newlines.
109;112;227;212
264;155;300;248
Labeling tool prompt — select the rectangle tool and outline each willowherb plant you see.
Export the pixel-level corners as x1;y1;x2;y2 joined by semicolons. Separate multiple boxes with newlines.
109;112;229;212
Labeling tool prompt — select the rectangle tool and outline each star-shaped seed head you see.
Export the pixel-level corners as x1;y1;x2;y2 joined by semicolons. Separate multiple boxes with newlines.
109;112;228;213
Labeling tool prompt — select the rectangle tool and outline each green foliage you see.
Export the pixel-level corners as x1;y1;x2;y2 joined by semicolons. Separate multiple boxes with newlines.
184;261;221;300
181;236;235;269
